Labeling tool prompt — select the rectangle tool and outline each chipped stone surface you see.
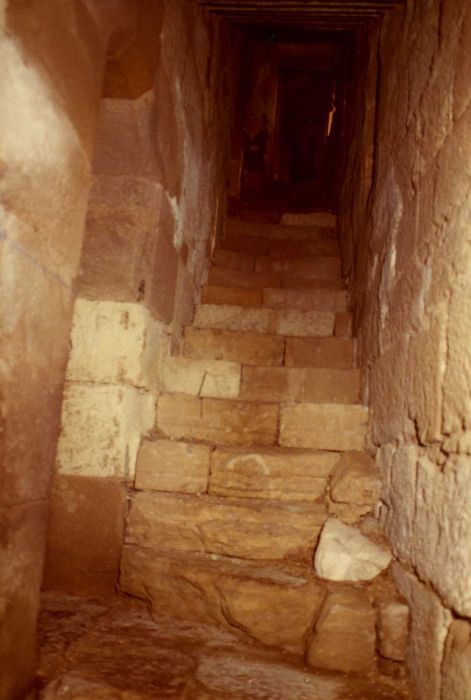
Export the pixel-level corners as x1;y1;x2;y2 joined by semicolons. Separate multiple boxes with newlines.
184;327;284;366
194;303;335;337
328;451;381;523
156;393;279;446
125;491;326;561
134;439;210;494
307;588;376;673
209;447;339;502
314;518;392;581
280;403;368;451
161;356;241;399
57;384;155;478
378;602;410;662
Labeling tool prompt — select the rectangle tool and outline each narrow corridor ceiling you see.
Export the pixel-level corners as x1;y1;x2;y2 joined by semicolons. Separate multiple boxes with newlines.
197;0;404;30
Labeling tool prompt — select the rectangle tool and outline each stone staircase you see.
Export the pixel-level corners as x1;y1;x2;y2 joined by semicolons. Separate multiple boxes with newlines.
120;214;408;676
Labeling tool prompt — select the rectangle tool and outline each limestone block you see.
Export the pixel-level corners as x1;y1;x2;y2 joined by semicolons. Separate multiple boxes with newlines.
393;564;452;700
43;475;127;596
240;367;361;404
441;620;471;700
281;212;336;228
126;491;327;561
193;304;335;338
285;337;354;369
184;328;284;366
201;285;262;308
134;439;210;494
307;588;376;673
66;299;165;389
208;266;281;289
161;357;241;399
263;288;347;312
212;249;254;271
328;451;381;523
378;602;410;661
57;384;155;478
120;547;325;653
156;393;278;446
334;312;352;337
280;403;368;451
314;518;392;581
256;256;341;280
209;448;339;502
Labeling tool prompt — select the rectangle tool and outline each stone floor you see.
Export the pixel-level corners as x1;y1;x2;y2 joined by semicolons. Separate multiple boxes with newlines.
34;593;411;700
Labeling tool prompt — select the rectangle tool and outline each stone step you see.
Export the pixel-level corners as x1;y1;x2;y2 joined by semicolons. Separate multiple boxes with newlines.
240;367;361;404
225;217;336;241
184;328;354;369
120;546;325;654
208;266;282;289
125;491;327;562
161;357;242;399
222;233;340;257
156;393;279;446
280;403;368;451
193;304;335;338
201;285;348;313
255;255;342;280
184;327;285;366
209;446;340;502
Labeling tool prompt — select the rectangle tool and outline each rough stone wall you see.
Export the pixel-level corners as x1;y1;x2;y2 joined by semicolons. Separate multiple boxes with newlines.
44;0;240;597
338;2;471;698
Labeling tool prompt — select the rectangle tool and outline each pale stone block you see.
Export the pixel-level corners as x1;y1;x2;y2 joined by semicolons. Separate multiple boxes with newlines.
57;384;155;478
263;288;347;312
209;448;339;502
314;518;392;581
378;601;410;661
334;312;352;337
240;367;361;404
156;393;279;446
201;285;262;308
307;588;376;673
184;327;284;366
328;451;381;523
194;304;335;338
126;491;327;561
161;357;241;399
255;256;341;280
281;212;336;228
135;439;210;494
120;547;325;653
285;337;354;369
208;266;281;289
66;298;165;389
280;403;368;451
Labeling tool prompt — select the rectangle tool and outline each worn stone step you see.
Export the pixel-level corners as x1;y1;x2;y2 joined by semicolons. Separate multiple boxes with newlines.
193;304;335;338
184;327;285;366
240;367;361;404
280;403;368;451
209;447;340;502
208;266;282;289
201;285;347;313
212;249;255;271
222;234;340;257
285;337;354;369
225;217;336;241
125;491;327;562
201;284;263;308
255;255;342;280
156;393;279;446
161;357;241;399
120;546;325;654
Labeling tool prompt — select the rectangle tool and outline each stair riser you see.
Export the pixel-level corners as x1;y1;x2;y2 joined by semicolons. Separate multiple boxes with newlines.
201;285;348;312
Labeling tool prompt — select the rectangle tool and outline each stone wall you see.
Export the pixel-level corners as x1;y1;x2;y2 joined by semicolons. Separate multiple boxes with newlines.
43;0;240;598
338;2;471;697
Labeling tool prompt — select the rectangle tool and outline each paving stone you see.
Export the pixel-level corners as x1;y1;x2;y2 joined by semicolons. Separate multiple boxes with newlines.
201;284;263;307
194;304;335;337
184;327;284;366
280;403;368;451
161;356;241;399
212;249;255;271
307;588;376;673
285;337;354;369
263;287;347;312
314;518;392;581
208;266;281;289
240;367;361;404
125;491;327;561
378;602;410;661
255;256;342;280
134;439;210;494
209;447;339;502
156;393;279;446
